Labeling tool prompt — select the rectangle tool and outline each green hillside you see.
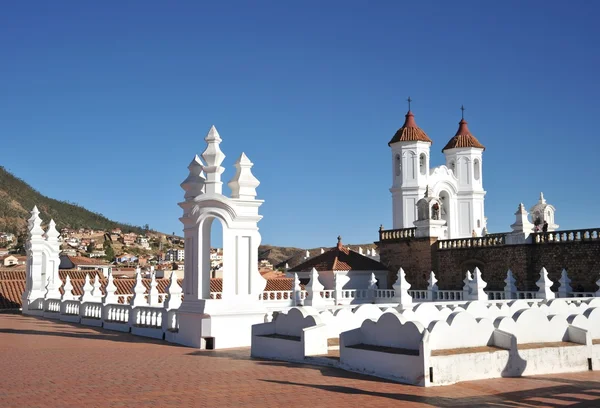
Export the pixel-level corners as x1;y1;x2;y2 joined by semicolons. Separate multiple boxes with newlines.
0;166;145;235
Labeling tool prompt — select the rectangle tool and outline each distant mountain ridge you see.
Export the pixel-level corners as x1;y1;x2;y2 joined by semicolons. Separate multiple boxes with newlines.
0;166;145;234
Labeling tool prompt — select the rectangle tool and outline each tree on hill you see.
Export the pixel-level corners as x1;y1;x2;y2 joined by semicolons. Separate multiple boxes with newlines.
86;242;95;253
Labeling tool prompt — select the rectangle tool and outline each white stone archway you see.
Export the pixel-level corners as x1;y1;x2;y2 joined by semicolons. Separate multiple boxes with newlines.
174;126;267;350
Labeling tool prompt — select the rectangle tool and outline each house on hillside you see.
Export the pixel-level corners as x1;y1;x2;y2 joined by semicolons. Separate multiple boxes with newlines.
59;255;111;277
89;250;106;258
116;254;138;264
120;233;137;246
136;236;150;249
2;255;26;267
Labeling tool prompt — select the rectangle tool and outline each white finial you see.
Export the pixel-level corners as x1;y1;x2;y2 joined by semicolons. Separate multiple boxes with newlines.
228;152;260;200
358;247;364;255
201;125;226;195
305;267;325;306
392;267;412;307
284;262;290;271
305;250;310;259
470;267;488;301
427;271;438;291
104;270;118;304
536;267;555;299
320;248;325;254
44;219;60;241
181;155;206;200
558;269;572;298
368;272;378;290
80;274;94;302
165;272;182;310
62;274;74;301
539;192;546;204
148;271;159;306
463;270;473;293
504;269;517;299
92;274;103;300
28;206;44;237
293;273;302;306
131;269;147;306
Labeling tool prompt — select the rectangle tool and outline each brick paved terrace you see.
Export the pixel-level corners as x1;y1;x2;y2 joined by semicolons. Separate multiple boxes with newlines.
2;313;600;407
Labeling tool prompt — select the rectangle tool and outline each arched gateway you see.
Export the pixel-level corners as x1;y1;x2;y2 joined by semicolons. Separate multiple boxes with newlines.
174;126;267;349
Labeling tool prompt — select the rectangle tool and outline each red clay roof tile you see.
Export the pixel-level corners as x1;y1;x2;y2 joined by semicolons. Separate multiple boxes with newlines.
388;111;433;145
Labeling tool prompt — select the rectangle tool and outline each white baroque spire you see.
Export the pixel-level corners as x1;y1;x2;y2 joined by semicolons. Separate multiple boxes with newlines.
165;272;182;310
104;270;118;304
148;271;159;306
131;270;148;307
228;153;260;200
181;155;206;200
536;267;555;300
62;274;74;301
44;219;60;241
392;267;412;307
28;206;44;238
201;125;226;195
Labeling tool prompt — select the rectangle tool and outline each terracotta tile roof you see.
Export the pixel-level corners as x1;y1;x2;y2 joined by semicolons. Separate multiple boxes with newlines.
0;270;26;280
388;111;433;145
442;119;485;151
67;256;109;266
289;241;387;273
0;280;24;309
0;274;296;309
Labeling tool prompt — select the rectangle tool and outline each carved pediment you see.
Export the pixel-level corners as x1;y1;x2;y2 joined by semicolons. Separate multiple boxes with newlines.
430;165;456;179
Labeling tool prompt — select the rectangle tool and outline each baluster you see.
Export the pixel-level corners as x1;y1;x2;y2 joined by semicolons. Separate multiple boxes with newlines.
151;311;157;326
157;312;162;327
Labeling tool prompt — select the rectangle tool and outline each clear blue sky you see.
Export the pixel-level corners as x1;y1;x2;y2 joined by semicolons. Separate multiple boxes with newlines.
1;1;599;248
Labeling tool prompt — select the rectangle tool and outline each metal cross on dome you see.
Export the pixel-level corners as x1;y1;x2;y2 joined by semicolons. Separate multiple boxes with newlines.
407;96;412;111
461;104;465;119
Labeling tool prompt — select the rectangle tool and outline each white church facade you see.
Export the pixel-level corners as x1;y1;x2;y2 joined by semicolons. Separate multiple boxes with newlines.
389;106;486;239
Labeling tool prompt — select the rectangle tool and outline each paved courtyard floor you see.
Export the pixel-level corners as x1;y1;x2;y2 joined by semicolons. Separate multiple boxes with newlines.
2;313;600;407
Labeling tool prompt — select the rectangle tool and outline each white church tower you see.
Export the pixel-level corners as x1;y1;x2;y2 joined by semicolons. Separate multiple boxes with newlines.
388;102;487;239
389;98;433;229
441;108;486;237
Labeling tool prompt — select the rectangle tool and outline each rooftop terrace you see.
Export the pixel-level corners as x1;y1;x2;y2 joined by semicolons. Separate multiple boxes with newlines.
2;313;600;407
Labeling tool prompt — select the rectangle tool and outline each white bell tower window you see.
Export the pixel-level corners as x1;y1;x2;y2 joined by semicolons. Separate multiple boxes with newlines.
474;159;481;181
419;153;426;175
395;154;401;177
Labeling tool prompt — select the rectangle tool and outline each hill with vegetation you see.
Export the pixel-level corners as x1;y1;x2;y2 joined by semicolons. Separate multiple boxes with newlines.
0;166;146;236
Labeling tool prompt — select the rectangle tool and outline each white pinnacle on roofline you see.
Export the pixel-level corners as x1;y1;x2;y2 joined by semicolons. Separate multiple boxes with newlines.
201;125;226;195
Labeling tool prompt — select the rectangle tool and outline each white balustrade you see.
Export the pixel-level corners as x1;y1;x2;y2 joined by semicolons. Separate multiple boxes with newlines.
408;290;428;300
260;291;293;301
44;299;61;313
486;291;506;300
133;307;164;329
210;292;222;299
436;290;464;300
516;291;539;299
82;303;103;319
570;292;595;298
166;310;179;332
320;290;335;299
105;304;131;323
375;289;395;299
62;300;80;315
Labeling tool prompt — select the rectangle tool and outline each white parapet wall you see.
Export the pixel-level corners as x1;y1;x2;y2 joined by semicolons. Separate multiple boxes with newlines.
338;300;597;387
251;307;328;361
